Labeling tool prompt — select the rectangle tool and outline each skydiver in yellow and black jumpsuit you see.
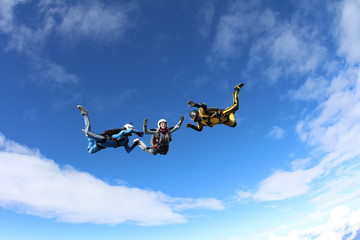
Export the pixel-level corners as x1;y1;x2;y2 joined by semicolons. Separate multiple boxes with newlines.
186;83;244;132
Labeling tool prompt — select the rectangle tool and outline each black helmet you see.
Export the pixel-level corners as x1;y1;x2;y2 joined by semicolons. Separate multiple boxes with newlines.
189;110;199;122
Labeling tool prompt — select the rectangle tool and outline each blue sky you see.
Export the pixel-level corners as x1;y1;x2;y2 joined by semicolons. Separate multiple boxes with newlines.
1;0;360;239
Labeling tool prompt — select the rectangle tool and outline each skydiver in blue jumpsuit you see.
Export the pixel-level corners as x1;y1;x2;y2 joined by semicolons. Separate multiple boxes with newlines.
77;105;143;154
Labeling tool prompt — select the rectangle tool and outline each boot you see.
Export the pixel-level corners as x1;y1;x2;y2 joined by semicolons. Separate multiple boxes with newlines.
77;105;88;116
234;83;244;91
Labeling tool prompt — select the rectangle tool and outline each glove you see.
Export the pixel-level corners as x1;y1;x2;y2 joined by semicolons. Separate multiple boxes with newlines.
186;123;192;128
133;140;140;146
137;132;144;137
144;118;148;126
188;100;196;107
180;115;184;121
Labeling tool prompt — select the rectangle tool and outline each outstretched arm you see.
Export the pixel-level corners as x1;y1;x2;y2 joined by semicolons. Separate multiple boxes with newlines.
169;115;184;133
186;123;203;132
113;128;143;139
188;100;206;109
143;118;157;135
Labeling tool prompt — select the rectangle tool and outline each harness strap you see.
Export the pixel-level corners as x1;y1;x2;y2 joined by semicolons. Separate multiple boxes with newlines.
153;129;171;148
201;117;212;126
97;135;127;148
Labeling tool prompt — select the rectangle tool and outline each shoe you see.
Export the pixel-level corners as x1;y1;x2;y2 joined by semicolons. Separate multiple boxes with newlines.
77;105;88;116
234;83;244;91
133;138;140;146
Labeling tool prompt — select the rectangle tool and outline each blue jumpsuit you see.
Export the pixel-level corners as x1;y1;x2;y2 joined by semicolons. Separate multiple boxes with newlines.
81;114;140;154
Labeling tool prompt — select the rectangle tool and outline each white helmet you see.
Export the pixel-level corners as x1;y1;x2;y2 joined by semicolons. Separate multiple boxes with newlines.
157;119;167;128
123;123;134;130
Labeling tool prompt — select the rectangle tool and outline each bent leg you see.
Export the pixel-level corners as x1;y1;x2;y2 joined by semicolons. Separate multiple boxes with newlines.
77;105;105;140
137;140;156;155
223;113;237;127
222;90;239;115
87;138;102;154
77;106;105;153
83;114;90;134
77;105;91;134
86;130;106;141
78;107;105;140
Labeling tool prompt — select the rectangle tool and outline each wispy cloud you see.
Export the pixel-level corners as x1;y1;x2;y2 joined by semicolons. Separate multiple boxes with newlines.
58;0;136;42
206;1;268;68
336;0;360;63
23;108;39;122
288;77;330;101
232;0;360;207
233;162;360;239
296;68;360;153
207;0;327;82
0;0;137;87
262;161;360;239
0;133;223;226
311;161;360;212
291;157;312;171
197;0;217;38
30;57;79;84
1;0;57;53
237;65;360;203
0;0;27;35
210;1;260;59
0;0;136;51
267;126;285;140
251;168;321;201
269;206;360;240
88;88;139;112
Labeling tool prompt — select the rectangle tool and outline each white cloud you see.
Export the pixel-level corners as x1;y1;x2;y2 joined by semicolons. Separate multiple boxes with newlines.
58;1;136;42
269;206;360;240
236;65;360;202
212;13;244;58
269;28;325;75
231;162;360;240
296;68;360;153
241;1;360;200
172;198;224;212
291;157;312;171
211;1;263;59
235;190;252;202
0;0;136;87
337;0;360;63
311;162;360;212
0;0;27;34
31;57;79;84
0;133;223;226
259;24;326;84
197;0;217;38
252;168;321;201
208;1;327;82
227;0;360;238
193;75;210;87
289;77;330;101
267;126;285;140
0;0;136;51
271;30;302;63
0;0;63;52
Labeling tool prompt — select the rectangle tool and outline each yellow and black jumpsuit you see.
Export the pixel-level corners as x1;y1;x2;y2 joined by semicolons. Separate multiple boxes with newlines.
187;85;242;132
